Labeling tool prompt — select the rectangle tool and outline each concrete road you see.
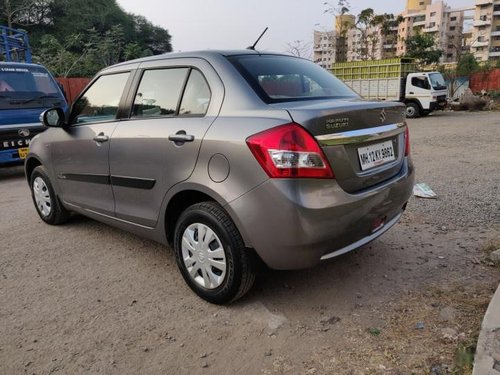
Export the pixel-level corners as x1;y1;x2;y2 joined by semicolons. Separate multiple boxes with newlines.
1;111;499;374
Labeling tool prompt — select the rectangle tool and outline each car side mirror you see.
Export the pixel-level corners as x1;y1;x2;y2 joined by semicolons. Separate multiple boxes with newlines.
40;107;66;127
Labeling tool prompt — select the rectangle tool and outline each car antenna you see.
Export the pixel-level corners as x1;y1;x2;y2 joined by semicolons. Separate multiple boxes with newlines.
247;27;268;50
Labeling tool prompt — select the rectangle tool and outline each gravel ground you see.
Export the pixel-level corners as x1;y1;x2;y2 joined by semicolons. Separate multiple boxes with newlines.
408;111;500;228
0;110;499;375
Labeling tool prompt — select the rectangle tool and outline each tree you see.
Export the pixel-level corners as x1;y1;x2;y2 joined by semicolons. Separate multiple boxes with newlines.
439;53;479;98
1;0;173;76
324;1;351;62
404;32;442;67
285;40;311;59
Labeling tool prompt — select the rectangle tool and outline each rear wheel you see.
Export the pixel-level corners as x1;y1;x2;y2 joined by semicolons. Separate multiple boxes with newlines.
405;102;420;118
173;201;255;304
30;166;70;225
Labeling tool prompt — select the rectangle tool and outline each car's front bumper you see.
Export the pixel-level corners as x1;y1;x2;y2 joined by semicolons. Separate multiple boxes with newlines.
227;158;414;270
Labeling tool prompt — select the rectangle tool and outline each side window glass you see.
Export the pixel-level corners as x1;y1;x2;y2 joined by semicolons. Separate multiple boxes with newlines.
133;68;188;117
411;76;430;90
179;70;211;116
72;73;130;124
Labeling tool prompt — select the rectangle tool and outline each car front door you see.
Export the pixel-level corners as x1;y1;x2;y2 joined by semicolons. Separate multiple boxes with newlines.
108;59;223;227
51;72;132;215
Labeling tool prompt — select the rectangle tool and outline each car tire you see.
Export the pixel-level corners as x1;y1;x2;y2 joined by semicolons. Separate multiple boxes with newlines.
30;166;70;225
405;102;420;118
174;201;256;304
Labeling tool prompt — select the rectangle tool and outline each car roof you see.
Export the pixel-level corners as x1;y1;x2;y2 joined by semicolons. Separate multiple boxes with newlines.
0;62;47;69
104;49;293;71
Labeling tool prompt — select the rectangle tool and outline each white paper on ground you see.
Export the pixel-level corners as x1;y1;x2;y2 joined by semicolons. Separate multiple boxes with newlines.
413;183;437;199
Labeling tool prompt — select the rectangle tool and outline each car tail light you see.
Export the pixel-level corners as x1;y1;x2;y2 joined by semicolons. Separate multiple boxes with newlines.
246;123;334;178
404;126;410;156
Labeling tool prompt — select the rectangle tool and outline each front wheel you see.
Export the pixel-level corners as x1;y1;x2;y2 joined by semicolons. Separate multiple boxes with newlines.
30;166;70;225
405;102;421;118
173;201;256;304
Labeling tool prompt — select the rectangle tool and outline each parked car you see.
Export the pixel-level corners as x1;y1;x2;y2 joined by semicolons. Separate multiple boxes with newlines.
25;50;414;304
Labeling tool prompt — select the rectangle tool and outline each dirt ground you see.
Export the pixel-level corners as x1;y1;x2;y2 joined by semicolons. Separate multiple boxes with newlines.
0;111;499;375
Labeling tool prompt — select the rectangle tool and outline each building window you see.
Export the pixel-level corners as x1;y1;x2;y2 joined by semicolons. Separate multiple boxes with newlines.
449;26;456;31
430;12;436;17
478;36;485;42
450;16;457;21
429;22;436;28
479;15;488;21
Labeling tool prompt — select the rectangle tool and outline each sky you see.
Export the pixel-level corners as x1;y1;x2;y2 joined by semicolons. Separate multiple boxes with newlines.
116;0;475;54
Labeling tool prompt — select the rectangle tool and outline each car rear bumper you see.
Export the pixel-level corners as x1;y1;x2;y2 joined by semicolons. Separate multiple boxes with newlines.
227;158;414;270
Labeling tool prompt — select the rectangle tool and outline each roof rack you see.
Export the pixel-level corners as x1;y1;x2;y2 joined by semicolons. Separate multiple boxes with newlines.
0;26;32;63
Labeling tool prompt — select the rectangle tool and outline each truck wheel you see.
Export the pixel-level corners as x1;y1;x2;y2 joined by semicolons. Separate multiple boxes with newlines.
405;103;420;118
30;166;70;225
173;201;256;304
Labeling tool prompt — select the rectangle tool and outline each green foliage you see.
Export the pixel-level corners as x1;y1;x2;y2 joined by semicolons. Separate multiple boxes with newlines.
456;53;479;77
404;33;442;66
1;0;172;77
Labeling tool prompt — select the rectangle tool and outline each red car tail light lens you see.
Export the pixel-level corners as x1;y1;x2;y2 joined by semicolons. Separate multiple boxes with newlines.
404;125;410;156
246;123;334;178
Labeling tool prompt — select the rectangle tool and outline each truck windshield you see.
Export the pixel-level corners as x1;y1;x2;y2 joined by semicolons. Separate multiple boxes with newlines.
0;65;64;109
227;55;358;103
428;73;447;90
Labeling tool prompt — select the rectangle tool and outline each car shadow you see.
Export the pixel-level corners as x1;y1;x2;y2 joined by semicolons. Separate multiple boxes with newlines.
0;165;25;181
57;210;413;311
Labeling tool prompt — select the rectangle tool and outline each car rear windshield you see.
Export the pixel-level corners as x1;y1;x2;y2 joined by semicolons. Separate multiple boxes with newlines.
0;65;64;109
227;55;358;103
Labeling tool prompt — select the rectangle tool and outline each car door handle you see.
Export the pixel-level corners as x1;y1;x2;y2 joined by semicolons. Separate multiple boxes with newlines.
93;133;109;143
168;131;195;145
409;91;414;94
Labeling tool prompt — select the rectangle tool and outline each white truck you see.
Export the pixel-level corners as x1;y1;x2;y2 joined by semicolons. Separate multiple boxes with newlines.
331;58;448;118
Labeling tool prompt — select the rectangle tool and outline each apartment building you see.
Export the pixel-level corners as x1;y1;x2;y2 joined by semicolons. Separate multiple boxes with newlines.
313;30;336;69
346;26;398;61
470;0;500;61
397;1;466;63
313;0;476;66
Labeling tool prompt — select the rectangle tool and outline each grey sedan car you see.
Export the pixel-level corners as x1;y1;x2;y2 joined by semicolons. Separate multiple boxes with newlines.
25;50;414;304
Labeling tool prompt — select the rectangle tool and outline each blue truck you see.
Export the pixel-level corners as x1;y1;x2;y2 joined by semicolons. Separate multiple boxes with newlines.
0;26;67;166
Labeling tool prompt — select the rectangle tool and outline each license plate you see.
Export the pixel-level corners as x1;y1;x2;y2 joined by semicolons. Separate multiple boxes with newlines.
18;147;29;159
357;141;395;171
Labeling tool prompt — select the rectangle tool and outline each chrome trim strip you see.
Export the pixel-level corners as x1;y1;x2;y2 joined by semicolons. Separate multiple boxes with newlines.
316;123;405;146
1;123;45;130
320;211;403;261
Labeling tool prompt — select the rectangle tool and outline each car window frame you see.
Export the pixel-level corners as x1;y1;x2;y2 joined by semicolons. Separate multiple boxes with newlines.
127;66;212;121
68;70;136;127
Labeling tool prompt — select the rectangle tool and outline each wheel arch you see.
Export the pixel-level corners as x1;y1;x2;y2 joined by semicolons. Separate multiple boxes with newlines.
163;186;253;250
404;98;423;112
25;156;42;183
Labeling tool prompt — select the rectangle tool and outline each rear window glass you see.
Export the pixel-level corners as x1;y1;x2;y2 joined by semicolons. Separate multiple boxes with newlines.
227;55;357;103
133;68;189;117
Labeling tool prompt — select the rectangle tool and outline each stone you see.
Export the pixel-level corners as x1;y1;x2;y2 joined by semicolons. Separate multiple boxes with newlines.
438;307;457;322
490;249;500;264
441;328;458;342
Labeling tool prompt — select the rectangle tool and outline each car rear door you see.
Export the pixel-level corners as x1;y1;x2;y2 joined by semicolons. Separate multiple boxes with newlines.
108;58;224;227
51;72;132;215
